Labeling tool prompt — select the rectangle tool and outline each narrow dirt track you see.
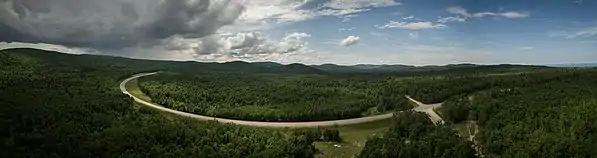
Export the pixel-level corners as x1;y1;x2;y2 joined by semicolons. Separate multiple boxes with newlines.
120;72;443;127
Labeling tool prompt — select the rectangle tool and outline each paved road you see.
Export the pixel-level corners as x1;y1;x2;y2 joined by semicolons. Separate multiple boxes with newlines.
120;72;444;127
407;95;445;124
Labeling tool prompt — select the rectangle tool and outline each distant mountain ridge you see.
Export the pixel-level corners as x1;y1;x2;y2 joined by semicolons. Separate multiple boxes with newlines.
547;62;597;68
2;48;548;75
309;63;489;73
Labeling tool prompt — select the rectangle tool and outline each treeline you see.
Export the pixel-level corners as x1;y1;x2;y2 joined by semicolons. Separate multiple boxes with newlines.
0;49;316;157
401;69;566;104
359;111;477;158
138;73;412;122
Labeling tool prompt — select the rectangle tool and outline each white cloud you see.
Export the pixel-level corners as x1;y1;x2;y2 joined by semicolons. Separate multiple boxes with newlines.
236;0;314;24
0;42;92;54
567;27;597;39
339;36;360;46
437;16;466;23
318;8;370;16
318;0;401;21
162;31;317;62
499;11;530;18
0;0;244;49
370;31;389;37
446;6;529;19
377;21;447;30
226;32;267;49
222;0;321;32
321;0;401;10
518;46;534;50
574;0;584;5
274;10;317;23
471;12;529;18
402;16;414;20
341;14;359;22
285;32;312;38
231;0;403;30
472;12;497;18
339;27;357;32
549;26;597;39
409;32;419;39
318;8;369;22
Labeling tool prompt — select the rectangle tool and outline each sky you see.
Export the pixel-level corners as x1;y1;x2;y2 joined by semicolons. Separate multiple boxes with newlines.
1;0;596;66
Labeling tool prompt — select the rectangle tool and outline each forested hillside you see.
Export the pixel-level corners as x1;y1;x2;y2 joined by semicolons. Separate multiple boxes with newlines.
0;49;316;157
169;61;326;75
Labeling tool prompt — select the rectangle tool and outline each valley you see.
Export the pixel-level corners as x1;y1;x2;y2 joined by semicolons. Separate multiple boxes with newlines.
2;48;596;158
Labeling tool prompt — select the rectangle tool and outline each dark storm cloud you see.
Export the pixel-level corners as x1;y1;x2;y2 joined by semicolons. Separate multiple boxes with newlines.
0;0;244;49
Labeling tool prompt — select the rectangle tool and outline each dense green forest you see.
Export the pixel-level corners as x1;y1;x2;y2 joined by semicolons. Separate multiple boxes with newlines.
3;48;597;158
468;69;597;157
135;64;548;122
0;49;316;157
437;95;471;123
359;111;477;158
401;69;561;104
138;73;411;121
405;68;597;157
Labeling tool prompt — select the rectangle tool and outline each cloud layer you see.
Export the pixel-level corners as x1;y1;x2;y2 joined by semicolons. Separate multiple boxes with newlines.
163;32;315;62
339;36;360;46
0;0;243;49
447;6;529;19
378;21;447;30
231;0;402;27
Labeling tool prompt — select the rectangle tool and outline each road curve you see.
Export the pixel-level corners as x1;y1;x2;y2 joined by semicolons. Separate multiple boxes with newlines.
120;72;446;127
120;72;395;128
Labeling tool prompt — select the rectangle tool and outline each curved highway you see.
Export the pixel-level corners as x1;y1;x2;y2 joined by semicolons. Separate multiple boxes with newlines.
120;72;442;127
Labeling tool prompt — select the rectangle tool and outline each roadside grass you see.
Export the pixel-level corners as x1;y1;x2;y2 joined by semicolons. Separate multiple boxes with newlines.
313;118;393;158
125;78;152;102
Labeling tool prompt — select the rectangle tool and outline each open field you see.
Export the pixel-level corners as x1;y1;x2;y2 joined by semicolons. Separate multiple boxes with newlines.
314;118;393;158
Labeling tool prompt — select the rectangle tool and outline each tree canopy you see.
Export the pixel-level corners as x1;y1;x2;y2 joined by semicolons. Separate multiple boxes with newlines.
138;72;411;121
0;49;316;157
359;111;477;158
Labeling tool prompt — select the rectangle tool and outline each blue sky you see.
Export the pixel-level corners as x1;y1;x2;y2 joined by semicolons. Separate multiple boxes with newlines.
1;0;596;65
264;0;597;65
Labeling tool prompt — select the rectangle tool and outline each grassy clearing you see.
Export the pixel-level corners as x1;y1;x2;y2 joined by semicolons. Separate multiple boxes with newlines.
435;107;472;140
314;118;393;158
125;78;152;102
453;123;470;138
